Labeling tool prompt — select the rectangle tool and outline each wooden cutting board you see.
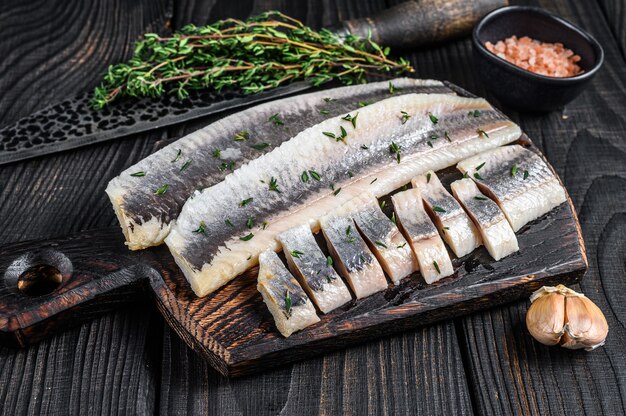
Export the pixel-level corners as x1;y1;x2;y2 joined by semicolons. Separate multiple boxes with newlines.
0;134;587;377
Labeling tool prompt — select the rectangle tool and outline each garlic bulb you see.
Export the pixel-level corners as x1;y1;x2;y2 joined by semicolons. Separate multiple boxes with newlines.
526;284;608;351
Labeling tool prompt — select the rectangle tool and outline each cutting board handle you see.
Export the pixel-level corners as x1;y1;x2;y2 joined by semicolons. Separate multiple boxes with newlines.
0;229;156;347
332;0;508;49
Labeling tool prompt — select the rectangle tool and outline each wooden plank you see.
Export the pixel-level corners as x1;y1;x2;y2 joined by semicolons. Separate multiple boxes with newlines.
0;0;172;414
159;323;474;415
453;0;626;413
597;0;626;60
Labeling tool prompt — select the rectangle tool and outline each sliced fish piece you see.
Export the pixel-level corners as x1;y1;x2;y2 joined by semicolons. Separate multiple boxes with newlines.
391;189;453;283
166;93;522;296
450;178;519;261
412;170;482;257
257;250;320;337
320;215;388;299
351;199;417;285
456;145;567;231
277;225;351;313
106;78;452;250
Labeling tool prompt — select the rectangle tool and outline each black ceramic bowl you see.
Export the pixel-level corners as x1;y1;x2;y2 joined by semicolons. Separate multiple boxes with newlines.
472;6;604;112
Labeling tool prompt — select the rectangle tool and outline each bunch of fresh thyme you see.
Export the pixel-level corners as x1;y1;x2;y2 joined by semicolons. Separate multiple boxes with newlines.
91;11;413;108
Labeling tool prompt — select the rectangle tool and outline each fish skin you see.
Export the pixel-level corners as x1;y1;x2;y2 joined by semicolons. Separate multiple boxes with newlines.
277;224;352;313
106;79;452;250
450;178;519;261
412;171;482;257
320;214;388;299
391;188;453;284
352;199;417;285
456;145;567;231
257;249;320;337
166;93;522;296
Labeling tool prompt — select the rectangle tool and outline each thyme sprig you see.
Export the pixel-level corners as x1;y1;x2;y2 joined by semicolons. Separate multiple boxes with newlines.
91;11;413;108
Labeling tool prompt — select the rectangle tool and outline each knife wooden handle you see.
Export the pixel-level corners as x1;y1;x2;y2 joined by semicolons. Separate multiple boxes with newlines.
333;0;508;49
0;229;156;347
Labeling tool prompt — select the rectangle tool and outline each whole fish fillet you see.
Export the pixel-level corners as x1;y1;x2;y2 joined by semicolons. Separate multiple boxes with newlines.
412;171;482;257
257;250;319;337
450;179;519;261
456;145;567;232
166;93;522;296
391;189;454;283
277;224;352;313
320;215;388;299
106;79;452;250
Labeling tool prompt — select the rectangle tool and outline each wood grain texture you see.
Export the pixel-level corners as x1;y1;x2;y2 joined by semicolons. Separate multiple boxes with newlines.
0;0;172;414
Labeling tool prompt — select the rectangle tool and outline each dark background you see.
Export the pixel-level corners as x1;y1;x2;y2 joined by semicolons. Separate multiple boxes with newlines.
1;0;625;414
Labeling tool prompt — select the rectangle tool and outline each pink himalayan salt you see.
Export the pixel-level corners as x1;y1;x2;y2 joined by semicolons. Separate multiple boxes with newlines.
485;35;583;78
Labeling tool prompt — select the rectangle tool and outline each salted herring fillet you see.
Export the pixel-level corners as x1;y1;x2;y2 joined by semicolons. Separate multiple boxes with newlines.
412;171;482;257
106;78;452;250
320;215;388;299
450;179;519;261
351;197;417;285
456;145;567;232
257;250;319;337
391;189;453;283
277;225;352;313
166;93;522;296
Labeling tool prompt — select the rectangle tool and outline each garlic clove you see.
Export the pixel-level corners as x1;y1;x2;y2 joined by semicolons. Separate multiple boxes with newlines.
561;295;609;351
526;291;565;346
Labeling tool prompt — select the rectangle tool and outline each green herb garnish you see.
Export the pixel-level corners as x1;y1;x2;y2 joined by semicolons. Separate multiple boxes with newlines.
268;113;284;126
433;206;446;213
180;160;192;172
239;197;253;207
428;113;438;124
130;171;145;177
474;196;488;201
511;164;518;177
234;131;250;141
524;170;529;180
268;177;280;192
426;172;431;183
172;149;182;163
251;142;270;151
433;261;441;274
333;187;342;196
358;101;372;107
193;221;206;235
246;216;254;229
319;109;330;115
388;82;397;94
475;162;486;171
309;170;321;181
284;290;292;316
301;171;309;183
154;184;169;195
240;233;254;241
225;218;234;227
342;113;359;128
444;131;451;142
290;250;304;258
212;148;221;159
474;172;483;180
476;128;489;138
370;178;377;184
326;256;333;266
389;141;401;163
375;240;388;248
400;111;411;125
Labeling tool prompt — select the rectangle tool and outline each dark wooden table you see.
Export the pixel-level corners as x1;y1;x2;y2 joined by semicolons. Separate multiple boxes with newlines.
1;0;625;414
